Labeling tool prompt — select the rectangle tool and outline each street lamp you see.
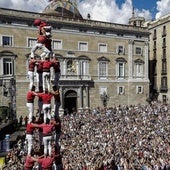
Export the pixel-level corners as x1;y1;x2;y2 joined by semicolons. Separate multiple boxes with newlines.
100;91;109;107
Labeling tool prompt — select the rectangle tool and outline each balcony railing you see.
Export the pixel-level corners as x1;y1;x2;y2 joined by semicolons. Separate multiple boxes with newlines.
60;74;91;81
162;42;166;48
161;69;167;75
152;34;157;40
160;85;168;92
162;31;167;37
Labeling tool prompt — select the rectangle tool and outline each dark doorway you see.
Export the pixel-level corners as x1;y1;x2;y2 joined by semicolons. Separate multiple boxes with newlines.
64;90;77;115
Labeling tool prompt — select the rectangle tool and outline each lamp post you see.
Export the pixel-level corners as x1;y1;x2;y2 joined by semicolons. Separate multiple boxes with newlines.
100;91;109;107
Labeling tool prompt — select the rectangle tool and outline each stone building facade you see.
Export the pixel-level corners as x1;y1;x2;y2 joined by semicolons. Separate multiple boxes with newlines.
147;14;170;103
0;1;150;118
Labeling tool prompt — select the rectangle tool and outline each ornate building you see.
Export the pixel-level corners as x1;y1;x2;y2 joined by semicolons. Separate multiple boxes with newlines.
0;0;150;118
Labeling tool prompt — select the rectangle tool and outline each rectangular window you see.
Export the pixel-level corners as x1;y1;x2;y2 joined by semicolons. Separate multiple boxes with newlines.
153;41;156;49
162;38;166;48
162;26;166;36
162;48;166;58
53;40;62;50
3;58;13;75
135;47;142;55
162;61;167;74
153;29;157;40
117;45;124;54
2;35;13;46
117;62;124;78
136;63;143;77
136;86;143;94
28;38;37;47
162;95;167;103
98;43;107;52
161;77;167;86
80;61;89;76
117;86;125;95
78;42;88;51
99;62;107;79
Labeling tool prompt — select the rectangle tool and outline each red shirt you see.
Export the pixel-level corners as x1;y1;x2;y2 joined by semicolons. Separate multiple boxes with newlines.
42;61;53;71
38;123;54;134
26;123;35;134
27;91;36;103
29;60;36;71
38;156;54;169
37;93;53;104
36;60;43;73
37;35;47;44
24;156;35;168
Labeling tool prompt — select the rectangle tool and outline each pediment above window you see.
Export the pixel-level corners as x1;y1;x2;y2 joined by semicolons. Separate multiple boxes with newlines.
78;55;91;61
97;56;110;62
116;57;127;63
54;53;63;58
0;50;17;58
134;59;144;64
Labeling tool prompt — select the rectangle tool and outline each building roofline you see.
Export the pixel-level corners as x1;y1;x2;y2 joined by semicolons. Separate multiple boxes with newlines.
0;7;150;36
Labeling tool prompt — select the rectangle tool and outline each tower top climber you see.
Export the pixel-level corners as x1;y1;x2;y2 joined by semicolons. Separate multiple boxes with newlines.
33;18;52;38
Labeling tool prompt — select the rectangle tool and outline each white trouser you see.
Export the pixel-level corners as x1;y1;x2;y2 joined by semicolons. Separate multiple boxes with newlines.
26;134;33;155
26;103;34;122
43;104;51;122
36;72;43;89
28;71;34;90
42;72;50;92
31;43;50;60
43;135;52;156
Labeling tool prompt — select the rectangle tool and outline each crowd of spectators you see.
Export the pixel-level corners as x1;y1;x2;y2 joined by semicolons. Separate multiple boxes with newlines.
1;101;170;170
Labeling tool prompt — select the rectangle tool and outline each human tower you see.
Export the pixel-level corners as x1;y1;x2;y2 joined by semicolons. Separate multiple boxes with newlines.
24;18;63;170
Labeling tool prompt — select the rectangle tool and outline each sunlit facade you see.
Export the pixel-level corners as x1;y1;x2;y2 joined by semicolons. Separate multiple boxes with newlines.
0;1;150;117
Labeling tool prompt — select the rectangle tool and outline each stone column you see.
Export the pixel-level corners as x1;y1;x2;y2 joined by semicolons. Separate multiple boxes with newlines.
128;40;133;79
78;86;83;112
63;59;66;75
144;41;149;80
59;86;64;116
76;60;79;76
85;85;89;109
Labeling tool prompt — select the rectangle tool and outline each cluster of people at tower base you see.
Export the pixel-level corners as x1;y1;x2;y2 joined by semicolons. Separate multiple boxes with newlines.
1;101;170;170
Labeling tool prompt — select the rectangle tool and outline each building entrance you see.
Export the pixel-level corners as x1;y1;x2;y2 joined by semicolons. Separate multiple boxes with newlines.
64;90;77;115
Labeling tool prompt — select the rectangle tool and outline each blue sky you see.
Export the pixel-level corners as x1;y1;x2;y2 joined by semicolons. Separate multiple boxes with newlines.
132;0;158;18
0;0;170;24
